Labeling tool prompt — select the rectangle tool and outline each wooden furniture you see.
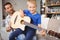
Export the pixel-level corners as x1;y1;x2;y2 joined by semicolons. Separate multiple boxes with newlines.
45;0;60;18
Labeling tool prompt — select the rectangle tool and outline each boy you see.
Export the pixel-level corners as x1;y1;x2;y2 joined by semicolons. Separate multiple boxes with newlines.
24;0;45;40
23;0;42;40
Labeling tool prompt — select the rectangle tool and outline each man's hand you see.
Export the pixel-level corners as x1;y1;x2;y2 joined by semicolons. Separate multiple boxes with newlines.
6;26;11;32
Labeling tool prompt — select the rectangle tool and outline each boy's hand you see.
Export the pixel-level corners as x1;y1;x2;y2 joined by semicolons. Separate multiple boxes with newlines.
40;30;46;36
19;9;25;18
6;26;11;32
38;24;46;36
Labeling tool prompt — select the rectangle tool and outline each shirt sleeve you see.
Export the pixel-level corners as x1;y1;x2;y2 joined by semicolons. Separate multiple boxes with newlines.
23;10;29;16
37;14;41;24
5;16;9;27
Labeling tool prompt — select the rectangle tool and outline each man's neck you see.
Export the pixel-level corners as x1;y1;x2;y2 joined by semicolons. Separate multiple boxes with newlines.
9;10;15;16
9;13;13;16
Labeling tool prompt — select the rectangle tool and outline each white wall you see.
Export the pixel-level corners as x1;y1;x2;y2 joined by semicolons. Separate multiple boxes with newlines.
0;0;2;27
36;0;40;13
8;0;27;11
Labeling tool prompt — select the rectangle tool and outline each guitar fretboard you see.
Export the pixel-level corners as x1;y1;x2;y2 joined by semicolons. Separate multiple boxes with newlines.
24;21;45;31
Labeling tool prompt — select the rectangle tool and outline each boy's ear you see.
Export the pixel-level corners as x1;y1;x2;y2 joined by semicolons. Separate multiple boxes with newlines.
26;4;28;7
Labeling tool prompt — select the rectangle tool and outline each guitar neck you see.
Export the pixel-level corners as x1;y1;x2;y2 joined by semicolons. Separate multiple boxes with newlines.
24;21;46;31
24;21;60;39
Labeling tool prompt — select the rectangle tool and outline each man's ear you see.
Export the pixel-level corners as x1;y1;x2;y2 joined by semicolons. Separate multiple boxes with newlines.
4;9;7;12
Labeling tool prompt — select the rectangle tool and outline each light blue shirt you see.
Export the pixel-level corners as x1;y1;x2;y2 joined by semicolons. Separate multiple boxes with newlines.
5;15;11;27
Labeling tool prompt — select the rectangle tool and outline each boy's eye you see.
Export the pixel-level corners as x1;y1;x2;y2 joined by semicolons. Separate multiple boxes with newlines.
29;7;32;8
29;6;35;8
33;7;35;8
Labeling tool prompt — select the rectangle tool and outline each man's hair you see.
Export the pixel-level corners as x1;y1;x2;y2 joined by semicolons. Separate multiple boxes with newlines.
27;0;36;6
4;2;12;9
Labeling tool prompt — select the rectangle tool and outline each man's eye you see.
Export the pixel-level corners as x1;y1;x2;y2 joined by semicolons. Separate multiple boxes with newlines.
7;8;9;9
10;6;12;8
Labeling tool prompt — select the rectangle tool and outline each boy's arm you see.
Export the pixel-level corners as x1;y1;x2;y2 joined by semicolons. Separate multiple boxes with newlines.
38;24;46;36
37;15;46;36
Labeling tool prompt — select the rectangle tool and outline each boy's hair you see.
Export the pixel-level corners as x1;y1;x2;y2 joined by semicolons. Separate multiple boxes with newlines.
27;0;36;1
4;2;12;9
27;0;36;6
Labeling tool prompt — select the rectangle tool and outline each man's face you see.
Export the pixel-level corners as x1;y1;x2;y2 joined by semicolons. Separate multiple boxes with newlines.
5;4;14;14
27;3;36;14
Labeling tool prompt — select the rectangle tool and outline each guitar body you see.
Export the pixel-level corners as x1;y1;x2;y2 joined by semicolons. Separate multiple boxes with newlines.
10;11;31;31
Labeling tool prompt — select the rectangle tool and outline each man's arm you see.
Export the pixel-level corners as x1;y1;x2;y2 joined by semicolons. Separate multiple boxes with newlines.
5;16;12;32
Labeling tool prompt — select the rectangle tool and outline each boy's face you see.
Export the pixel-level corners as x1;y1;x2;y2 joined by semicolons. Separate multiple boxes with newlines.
5;4;14;14
27;2;36;14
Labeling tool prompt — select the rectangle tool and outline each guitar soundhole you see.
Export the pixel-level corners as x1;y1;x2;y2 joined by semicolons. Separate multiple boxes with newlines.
20;20;24;24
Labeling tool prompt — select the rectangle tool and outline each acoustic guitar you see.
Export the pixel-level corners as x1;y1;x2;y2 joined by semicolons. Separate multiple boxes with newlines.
10;11;31;31
10;11;60;39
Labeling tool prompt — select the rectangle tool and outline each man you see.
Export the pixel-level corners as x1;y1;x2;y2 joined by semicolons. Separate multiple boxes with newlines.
4;2;24;40
4;2;15;32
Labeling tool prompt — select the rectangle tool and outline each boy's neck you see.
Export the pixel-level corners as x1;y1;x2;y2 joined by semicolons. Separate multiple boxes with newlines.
31;12;36;15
